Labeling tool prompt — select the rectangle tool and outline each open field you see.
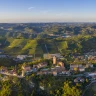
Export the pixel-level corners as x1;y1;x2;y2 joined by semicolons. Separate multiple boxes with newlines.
2;38;60;57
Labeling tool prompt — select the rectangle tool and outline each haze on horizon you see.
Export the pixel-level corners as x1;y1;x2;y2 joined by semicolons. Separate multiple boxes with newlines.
0;0;96;23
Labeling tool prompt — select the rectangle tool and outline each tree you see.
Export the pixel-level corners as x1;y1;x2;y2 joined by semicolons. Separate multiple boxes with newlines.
0;82;12;96
62;81;82;96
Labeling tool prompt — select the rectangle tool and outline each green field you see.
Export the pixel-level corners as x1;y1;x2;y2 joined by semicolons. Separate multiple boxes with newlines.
22;40;37;54
56;41;68;50
1;38;65;57
46;39;59;53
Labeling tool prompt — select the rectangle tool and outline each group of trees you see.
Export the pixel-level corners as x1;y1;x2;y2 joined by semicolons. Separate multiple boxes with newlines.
62;81;82;96
1;23;96;39
32;75;82;96
55;35;96;56
0;77;35;96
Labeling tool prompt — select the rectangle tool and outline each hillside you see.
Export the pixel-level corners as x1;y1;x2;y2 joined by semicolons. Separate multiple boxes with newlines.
1;35;96;58
2;38;59;57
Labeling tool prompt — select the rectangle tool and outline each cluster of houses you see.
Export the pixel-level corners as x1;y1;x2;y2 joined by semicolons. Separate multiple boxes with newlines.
0;54;65;77
48;33;71;38
0;67;17;76
37;62;65;76
70;63;93;72
36;56;65;76
22;56;65;76
22;61;65;76
0;52;96;79
70;52;96;72
73;52;96;62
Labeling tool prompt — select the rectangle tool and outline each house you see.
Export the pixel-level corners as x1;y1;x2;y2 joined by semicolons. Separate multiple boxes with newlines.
55;67;65;73
62;71;70;75
70;63;93;71
17;55;33;60
32;68;37;72
74;77;85;83
37;71;43;75
22;65;32;73
40;86;44;90
70;64;79;71
86;64;93;68
37;70;48;75
62;35;71;38
79;67;85;72
9;69;17;76
58;61;64;68
52;71;57;76
33;62;47;69
22;65;33;76
58;70;70;76
17;55;27;60
27;55;33;57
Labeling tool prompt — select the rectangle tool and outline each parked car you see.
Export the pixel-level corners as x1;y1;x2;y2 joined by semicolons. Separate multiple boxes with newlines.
74;77;85;83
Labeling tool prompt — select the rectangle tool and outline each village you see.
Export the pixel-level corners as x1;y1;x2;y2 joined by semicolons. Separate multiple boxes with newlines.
0;52;96;84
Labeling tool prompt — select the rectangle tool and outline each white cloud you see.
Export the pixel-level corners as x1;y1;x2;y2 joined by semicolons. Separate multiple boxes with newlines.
28;7;35;10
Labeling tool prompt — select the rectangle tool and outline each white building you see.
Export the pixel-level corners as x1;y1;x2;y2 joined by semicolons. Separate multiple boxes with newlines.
17;55;27;60
17;55;33;60
43;53;63;59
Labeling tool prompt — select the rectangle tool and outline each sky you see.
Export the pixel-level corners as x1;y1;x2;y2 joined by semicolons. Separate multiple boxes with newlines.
0;0;96;23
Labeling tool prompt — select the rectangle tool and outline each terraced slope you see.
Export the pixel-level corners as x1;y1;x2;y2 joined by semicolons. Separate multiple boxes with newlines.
2;38;60;57
9;39;27;48
22;40;37;54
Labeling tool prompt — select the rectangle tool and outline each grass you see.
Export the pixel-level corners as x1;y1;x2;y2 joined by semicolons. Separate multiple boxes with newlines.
4;38;27;55
35;45;44;57
9;39;27;48
45;40;59;54
22;40;37;54
2;38;60;56
56;41;68;50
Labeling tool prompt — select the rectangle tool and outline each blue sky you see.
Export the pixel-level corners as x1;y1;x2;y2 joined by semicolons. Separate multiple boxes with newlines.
0;0;96;22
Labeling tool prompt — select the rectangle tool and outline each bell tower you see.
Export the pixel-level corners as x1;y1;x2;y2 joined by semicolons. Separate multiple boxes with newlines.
53;56;56;64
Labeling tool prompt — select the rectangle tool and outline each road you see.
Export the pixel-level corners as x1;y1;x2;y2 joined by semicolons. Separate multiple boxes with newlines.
82;80;96;96
45;44;49;53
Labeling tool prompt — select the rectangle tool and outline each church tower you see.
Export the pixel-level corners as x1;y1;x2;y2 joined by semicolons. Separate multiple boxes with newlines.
22;70;25;77
53;56;56;64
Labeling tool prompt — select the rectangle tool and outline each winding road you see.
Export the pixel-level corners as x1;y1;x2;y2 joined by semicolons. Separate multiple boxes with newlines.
82;80;96;96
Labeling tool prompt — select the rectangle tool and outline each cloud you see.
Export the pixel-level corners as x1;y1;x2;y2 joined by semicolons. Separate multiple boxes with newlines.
28;7;35;10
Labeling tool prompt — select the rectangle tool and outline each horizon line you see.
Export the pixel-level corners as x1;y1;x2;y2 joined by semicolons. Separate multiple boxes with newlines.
0;21;96;24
